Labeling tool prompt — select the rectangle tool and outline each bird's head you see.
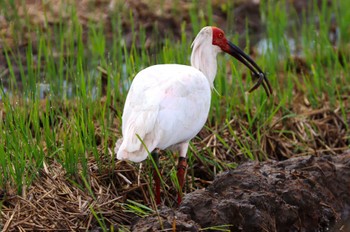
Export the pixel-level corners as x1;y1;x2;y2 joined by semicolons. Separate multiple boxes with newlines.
210;26;273;97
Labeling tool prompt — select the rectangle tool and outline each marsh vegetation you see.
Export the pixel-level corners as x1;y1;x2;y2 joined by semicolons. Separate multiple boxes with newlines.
0;0;349;231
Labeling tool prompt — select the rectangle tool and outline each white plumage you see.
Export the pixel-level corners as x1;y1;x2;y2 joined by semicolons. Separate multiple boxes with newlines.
115;26;271;205
116;64;211;162
116;27;218;163
115;26;271;164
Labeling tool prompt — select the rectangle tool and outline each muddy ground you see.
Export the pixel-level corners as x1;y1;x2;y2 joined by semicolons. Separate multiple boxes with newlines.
132;152;350;232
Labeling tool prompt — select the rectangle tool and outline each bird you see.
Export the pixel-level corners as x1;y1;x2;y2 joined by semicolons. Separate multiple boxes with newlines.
115;26;272;205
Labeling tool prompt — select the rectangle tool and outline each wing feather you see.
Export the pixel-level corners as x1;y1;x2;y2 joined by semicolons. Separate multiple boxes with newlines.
116;64;211;162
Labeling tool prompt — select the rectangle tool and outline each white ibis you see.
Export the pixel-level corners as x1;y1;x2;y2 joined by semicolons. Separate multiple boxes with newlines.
115;26;272;205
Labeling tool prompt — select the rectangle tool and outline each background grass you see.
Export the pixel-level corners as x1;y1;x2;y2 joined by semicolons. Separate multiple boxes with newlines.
0;0;349;230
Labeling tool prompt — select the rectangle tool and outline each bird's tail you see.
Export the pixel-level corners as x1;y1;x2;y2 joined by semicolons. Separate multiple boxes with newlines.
115;137;150;163
115;111;158;162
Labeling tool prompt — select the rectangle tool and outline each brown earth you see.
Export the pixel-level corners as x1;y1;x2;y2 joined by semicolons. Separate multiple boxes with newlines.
132;152;350;232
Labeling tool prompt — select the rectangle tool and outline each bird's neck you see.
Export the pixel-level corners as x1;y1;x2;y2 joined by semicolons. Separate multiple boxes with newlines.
190;44;218;88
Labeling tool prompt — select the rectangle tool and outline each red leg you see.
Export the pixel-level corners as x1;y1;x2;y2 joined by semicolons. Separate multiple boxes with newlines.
177;157;187;205
152;151;161;205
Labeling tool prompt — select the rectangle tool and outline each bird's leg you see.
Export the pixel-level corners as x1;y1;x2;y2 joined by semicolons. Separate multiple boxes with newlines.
151;150;161;205
176;142;189;205
177;156;187;205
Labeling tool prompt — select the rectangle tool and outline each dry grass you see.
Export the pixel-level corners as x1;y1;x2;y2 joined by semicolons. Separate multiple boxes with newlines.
1;159;138;231
1;95;348;230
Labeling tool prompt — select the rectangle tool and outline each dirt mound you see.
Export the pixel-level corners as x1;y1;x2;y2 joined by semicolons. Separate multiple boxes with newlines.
132;152;350;232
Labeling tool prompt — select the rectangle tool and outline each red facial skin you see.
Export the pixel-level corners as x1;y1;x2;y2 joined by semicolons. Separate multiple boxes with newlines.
212;27;230;53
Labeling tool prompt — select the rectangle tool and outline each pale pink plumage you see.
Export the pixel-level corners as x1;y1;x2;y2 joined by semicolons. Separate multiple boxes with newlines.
115;26;271;205
116;27;218;162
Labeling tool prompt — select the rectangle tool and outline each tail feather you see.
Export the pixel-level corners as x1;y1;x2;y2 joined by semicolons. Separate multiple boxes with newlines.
115;138;149;163
122;111;157;153
115;131;158;163
117;107;159;163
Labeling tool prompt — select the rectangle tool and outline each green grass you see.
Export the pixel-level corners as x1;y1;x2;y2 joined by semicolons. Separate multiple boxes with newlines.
0;0;349;229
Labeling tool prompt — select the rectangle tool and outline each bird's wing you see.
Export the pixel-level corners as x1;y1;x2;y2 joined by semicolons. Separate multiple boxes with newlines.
120;75;162;153
156;74;211;148
118;64;211;162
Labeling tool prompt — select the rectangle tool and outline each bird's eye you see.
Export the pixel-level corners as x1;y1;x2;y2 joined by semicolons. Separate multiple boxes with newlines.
219;33;223;38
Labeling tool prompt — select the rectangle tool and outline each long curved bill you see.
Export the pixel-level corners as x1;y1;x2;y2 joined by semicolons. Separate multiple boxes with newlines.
227;41;273;97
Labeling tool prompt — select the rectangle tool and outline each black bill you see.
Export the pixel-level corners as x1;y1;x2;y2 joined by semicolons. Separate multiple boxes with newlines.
227;41;273;97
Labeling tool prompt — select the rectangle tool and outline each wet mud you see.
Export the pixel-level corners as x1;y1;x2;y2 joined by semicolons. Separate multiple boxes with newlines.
132;152;350;232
